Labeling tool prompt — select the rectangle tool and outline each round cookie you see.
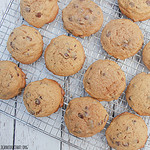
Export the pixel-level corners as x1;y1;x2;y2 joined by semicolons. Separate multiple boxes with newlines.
106;112;148;150
44;35;85;76
0;61;26;100
7;25;43;64
101;19;144;60
20;0;59;28
126;72;150;116
62;0;103;37
64;97;109;137
83;60;126;101
118;0;150;22
23;78;65;117
143;42;150;70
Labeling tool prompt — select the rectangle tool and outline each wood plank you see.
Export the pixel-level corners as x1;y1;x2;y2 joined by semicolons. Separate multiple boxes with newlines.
0;113;14;146
14;121;60;150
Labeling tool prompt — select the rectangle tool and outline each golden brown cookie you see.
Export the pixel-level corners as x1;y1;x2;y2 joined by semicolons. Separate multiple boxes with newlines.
106;112;148;150
143;42;150;70
101;19;144;60
118;0;150;22
126;72;150;116
83;60;126;101
62;0;103;37
0;61;26;100
44;35;85;76
7;25;43;64
20;0;59;28
64;97;109;137
23;78;65;117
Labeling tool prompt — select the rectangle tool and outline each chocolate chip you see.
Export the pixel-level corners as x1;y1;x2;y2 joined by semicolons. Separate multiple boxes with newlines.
25;7;30;12
121;77;124;81
146;0;150;6
39;96;42;99
74;44;76;47
126;126;129;131
84;15;89;20
90;67;92;70
103;73;105;76
137;139;139;143
115;141;120;146
89;9;93;13
26;36;32;41
79;22;85;25
122;142;129;147
129;2;135;7
74;4;78;8
36;109;42;115
35;32;38;34
85;106;88;110
104;114;108;122
129;96;132;100
10;32;14;36
10;74;13;78
30;110;35;115
106;31;111;37
17;73;19;76
35;12;42;18
64;53;69;57
68;16;73;21
35;99;40;105
25;92;31;98
84;111;88;117
132;120;136;123
98;120;103;125
78;113;84;119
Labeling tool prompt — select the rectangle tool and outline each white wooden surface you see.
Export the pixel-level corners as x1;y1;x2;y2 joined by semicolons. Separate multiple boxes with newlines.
0;1;63;150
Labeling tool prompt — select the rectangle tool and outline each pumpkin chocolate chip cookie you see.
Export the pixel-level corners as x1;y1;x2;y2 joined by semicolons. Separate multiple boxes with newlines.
126;72;150;116
0;61;26;100
83;59;126;101
23;78;65;117
106;112;148;150
44;35;85;76
62;0;103;37
143;42;150;70
101;19;144;60
20;0;59;28
64;97;109;137
7;25;43;64
118;0;150;22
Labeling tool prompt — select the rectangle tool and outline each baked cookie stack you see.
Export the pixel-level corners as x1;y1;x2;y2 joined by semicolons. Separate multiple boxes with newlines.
1;0;150;149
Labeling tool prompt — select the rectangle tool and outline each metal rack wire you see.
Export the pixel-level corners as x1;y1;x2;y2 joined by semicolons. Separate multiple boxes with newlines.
0;0;150;149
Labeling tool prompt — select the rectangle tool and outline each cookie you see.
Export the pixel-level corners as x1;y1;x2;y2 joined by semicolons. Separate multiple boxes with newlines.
143;42;150;70
118;0;150;22
64;97;109;137
20;0;59;28
83;60;126;101
101;19;144;60
106;112;148;150
126;72;150;116
23;78;65;117
7;25;43;64
0;61;26;100
62;0;103;37
44;35;85;76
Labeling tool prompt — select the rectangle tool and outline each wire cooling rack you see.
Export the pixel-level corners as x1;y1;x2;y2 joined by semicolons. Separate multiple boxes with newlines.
0;0;150;149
